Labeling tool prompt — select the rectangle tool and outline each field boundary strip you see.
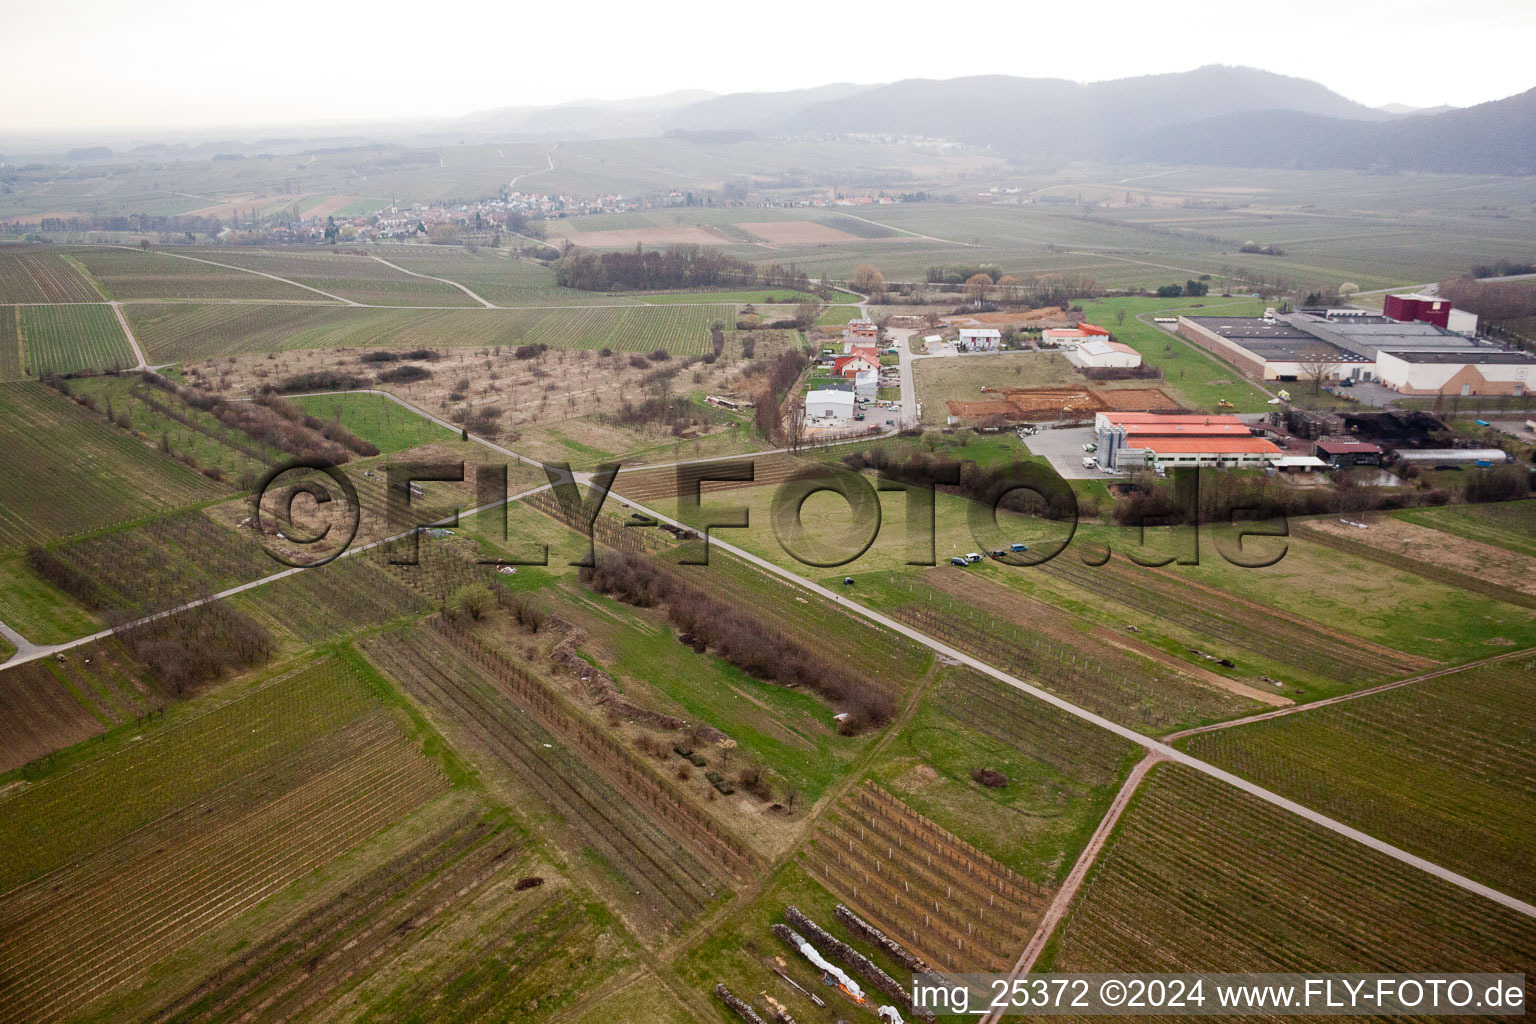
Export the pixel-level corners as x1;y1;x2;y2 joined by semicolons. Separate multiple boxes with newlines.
1165;644;1536;743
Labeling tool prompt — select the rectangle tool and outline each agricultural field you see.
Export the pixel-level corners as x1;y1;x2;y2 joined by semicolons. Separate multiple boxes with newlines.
69;247;320;301
0;248;101;303
17;304;135;375
199;249;483;306
359;620;742;938
865;669;1137;881
1144;523;1536;670
66;373;285;482
9;130;1536;1024
546;574;873;812
0;380;225;554
872;574;1266;732
39;508;275;617
0;652;452;1023
231;547;427;648
0;307;22;379
1184;655;1536;904
382;248;634;307
0;638;161;772
128;301;734;361
1043;764;1536;990
805;782;1052;972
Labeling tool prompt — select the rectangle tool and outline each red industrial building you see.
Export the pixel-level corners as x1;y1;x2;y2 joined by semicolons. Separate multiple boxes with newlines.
1383;293;1451;329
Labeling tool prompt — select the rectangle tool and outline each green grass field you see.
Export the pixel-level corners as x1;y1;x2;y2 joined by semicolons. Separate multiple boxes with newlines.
0;553;103;643
18;305;135;375
292;391;457;453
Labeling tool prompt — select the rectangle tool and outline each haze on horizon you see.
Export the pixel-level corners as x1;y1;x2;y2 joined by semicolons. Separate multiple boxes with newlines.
5;0;1534;136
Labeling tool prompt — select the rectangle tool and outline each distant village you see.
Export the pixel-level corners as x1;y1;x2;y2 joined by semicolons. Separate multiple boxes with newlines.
257;187;904;246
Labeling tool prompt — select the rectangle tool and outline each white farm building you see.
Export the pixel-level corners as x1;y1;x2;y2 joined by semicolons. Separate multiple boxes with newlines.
806;389;855;421
1066;338;1142;369
958;328;1001;351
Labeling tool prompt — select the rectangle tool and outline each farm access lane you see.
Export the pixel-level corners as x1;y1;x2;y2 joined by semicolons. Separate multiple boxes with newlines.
108;301;148;371
368;255;496;308
978;752;1166;1024
596;472;1536;923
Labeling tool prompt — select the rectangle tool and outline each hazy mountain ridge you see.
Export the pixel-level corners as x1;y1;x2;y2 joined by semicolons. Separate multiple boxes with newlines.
1113;87;1536;174
6;67;1531;174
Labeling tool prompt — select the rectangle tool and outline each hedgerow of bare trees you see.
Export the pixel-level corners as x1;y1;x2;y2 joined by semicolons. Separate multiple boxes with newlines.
587;551;893;731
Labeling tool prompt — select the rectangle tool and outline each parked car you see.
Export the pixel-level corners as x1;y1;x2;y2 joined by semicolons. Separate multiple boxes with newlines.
950;556;968;567
964;552;983;564
1082;442;1097;452
1082;457;1098;469
1010;542;1028;552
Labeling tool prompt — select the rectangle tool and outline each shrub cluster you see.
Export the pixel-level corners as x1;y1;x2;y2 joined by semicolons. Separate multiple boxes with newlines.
1079;364;1163;381
115;603;273;696
587;552;893;731
972;767;1009;788
271;370;366;394
376;364;433;385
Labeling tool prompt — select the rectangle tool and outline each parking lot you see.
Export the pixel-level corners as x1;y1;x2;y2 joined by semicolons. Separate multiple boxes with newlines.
1023;425;1111;479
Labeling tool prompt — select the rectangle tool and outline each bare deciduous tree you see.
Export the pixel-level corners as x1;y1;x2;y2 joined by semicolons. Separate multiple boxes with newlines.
965;272;993;307
1297;345;1344;393
851;263;884;298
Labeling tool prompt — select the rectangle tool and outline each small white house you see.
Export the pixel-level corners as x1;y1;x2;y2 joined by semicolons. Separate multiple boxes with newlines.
806;389;855;420
853;369;878;399
958;328;1001;351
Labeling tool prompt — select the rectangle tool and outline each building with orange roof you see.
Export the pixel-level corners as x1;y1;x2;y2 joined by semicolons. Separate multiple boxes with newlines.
1041;323;1111;347
1094;411;1280;471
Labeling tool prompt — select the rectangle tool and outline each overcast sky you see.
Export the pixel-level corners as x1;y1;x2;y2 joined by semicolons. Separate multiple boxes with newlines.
6;0;1534;134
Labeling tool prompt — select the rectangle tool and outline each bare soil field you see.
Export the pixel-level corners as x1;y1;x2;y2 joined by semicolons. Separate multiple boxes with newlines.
738;221;860;244
1099;386;1180;411
548;225;732;248
299;194;363;219
1304;514;1536;598
941;308;1077;328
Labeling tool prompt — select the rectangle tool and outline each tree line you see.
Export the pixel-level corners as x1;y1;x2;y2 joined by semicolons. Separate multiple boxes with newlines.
587;551;894;731
555;244;756;292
